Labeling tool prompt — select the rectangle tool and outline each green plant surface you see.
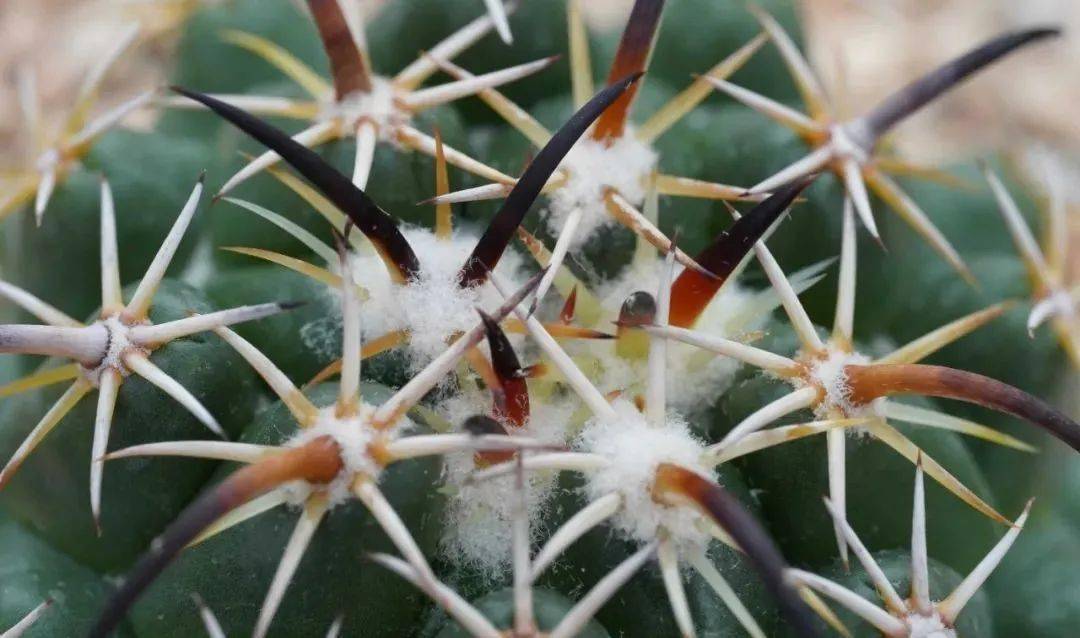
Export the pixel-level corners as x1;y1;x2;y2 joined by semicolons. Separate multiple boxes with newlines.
536;470;781;637
0;511;136;637
0;280;260;572
812;549;992;638
0;2;1075;637
127;382;443;637
434;587;611;638
2;131;215;326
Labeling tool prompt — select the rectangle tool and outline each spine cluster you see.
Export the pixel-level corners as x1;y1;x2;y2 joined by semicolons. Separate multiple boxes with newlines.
0;1;1075;637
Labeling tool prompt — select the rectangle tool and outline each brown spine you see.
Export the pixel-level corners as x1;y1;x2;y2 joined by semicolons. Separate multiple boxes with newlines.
845;363;1080;452
308;0;372;98
652;464;822;638
669;178;810;328
91;437;342;638
591;0;666;141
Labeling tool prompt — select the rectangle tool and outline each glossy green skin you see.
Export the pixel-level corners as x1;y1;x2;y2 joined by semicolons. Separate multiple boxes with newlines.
894;253;1064;512
651;104;843;265
844;165;1066;510
1;130;214;327
805;549;992;637
130;382;444;637
647;0;802;105
0;280;260;572
662;101;849;324
162;0;321;125
883;163;1039;258
203;264;413;391
206;265;341;386
0;511;136;637
989;509;1080;637
718;323;1000;574
985;450;1080;636
433;587;610;638
852;163;1061;390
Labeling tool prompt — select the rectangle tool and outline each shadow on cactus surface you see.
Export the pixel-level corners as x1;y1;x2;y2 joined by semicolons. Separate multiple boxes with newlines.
0;0;1077;637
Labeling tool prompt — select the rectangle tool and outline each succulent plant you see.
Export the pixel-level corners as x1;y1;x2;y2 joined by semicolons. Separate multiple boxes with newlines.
0;1;1076;637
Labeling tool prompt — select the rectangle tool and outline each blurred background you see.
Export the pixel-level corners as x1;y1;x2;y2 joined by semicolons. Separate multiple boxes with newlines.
2;0;1078;265
0;1;1078;634
1;1;1078;155
1;1;1077;157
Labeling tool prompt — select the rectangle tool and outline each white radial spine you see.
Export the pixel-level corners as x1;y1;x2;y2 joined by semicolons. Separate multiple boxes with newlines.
531;492;622;581
646;247;676;427
126;176;205;319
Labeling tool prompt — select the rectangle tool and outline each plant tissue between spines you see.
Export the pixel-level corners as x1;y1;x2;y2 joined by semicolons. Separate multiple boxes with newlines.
161;0;552;197
708;7;1059;283
787;460;1031;637
0;172;299;529
429;0;779;310
96;71;830;637
89;69;644;636
0;1;1075;636
651;188;1078;566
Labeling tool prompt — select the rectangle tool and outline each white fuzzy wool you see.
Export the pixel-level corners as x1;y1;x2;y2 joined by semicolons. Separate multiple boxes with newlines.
298;314;345;363
318;76;407;142
905;612;956;638
345;227;526;369
806;347;883;421
436;390;574;579
287;403;407;507
545;133;658;245
577;400;711;549
82;316;147;386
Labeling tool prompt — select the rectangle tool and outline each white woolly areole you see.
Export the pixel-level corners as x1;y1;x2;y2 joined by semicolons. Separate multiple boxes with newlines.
436;390;574;580
545;132;658;245
803;347;883;422
286;403;405;508
344;227;526;369
82;315;148;386
318;76;408;143
904;611;956;638
577;400;711;549
588;260;768;411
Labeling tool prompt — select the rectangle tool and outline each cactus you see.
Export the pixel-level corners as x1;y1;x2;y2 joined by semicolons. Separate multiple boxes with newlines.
0;1;1076;637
